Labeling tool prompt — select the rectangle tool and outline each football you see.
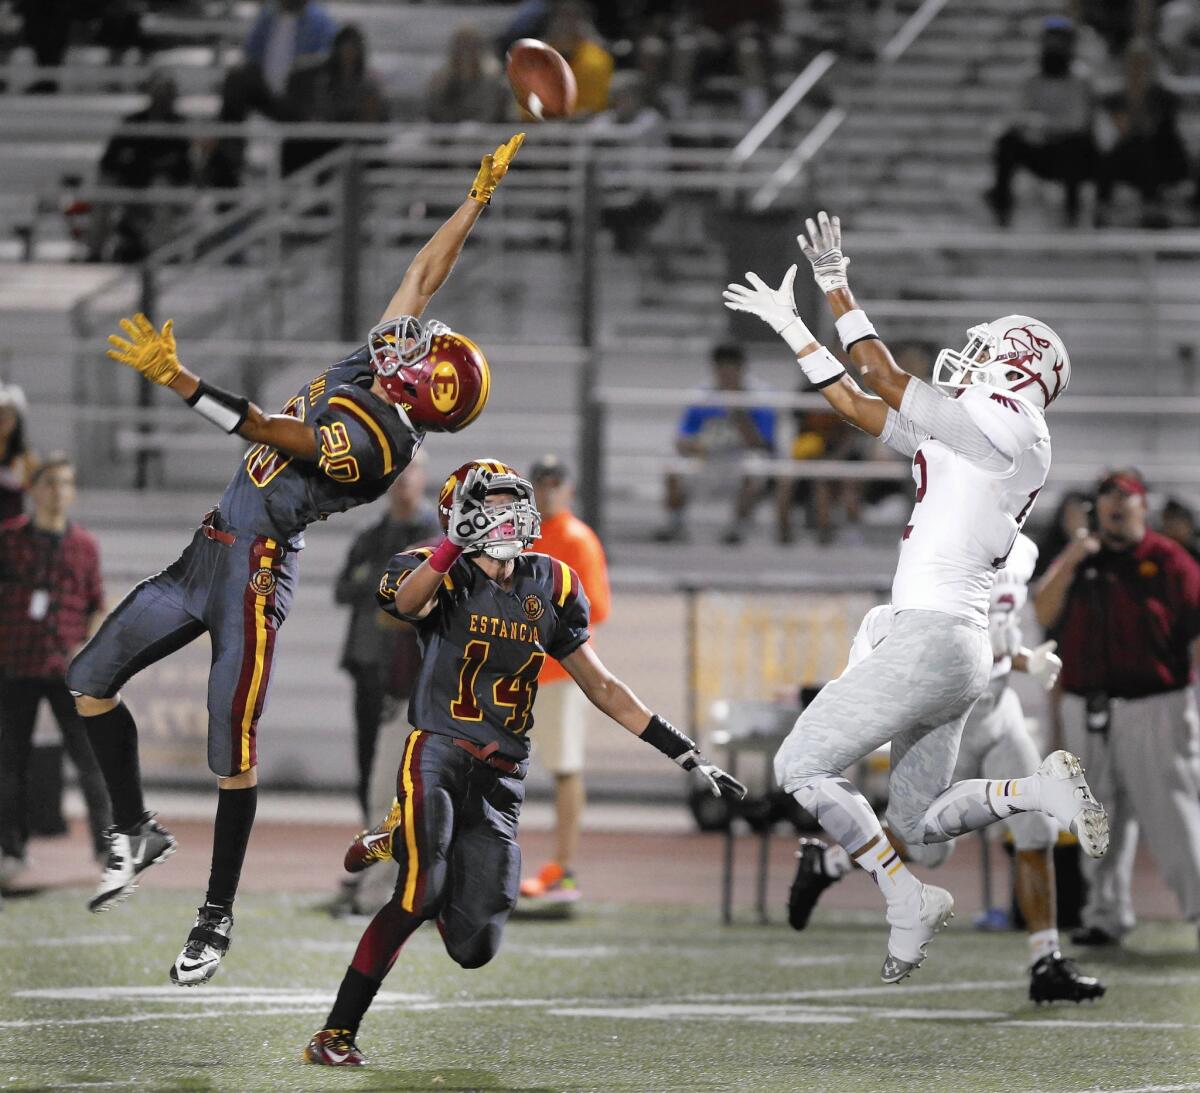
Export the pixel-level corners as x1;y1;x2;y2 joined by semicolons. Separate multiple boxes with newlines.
505;38;577;120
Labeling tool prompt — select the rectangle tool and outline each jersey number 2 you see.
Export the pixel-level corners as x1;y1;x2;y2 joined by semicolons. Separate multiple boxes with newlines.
450;640;546;734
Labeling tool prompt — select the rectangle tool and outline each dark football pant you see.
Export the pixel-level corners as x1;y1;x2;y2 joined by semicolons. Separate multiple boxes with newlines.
66;514;297;777
349;729;525;980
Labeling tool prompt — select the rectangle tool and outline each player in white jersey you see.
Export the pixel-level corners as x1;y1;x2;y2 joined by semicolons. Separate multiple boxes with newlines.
724;211;1108;982
785;535;1106;1003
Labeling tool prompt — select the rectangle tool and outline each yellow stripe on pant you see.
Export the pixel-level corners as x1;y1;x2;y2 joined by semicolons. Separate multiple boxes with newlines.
400;730;423;912
240;540;277;772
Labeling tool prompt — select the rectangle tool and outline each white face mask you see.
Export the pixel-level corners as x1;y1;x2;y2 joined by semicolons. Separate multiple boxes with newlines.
475;495;541;561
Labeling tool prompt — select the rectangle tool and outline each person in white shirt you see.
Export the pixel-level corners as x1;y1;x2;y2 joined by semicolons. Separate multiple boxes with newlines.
785;535;1106;1003
724;211;1109;984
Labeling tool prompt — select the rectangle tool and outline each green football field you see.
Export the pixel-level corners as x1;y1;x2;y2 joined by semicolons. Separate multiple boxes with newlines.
2;890;1198;1092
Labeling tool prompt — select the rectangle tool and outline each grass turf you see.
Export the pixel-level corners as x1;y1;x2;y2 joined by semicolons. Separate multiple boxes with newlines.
1;889;1198;1092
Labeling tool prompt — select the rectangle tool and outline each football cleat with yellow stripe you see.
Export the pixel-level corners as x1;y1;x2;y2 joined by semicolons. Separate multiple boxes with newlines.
343;798;403;874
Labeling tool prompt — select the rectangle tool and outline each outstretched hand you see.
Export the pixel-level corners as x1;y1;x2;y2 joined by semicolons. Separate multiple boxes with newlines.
797;210;850;294
468;132;526;205
105;312;182;387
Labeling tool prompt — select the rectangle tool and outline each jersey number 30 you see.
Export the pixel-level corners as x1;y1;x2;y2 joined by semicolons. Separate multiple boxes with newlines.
451;639;546;734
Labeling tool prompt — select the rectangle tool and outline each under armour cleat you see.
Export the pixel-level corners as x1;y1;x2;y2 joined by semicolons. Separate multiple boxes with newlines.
1035;750;1109;858
1029;952;1106;1004
787;838;848;932
303;1028;367;1067
519;862;580;904
881;883;955;984
170;904;234;986
88;813;177;913
344;798;402;874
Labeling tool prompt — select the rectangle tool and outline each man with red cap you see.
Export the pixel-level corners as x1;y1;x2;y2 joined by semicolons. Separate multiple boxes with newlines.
1035;469;1200;947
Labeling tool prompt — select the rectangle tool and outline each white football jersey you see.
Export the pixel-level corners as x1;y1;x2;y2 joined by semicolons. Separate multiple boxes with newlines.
987;532;1039;681
887;383;1051;628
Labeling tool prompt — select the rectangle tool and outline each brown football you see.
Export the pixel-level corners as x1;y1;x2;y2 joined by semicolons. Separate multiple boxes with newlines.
505;38;577;120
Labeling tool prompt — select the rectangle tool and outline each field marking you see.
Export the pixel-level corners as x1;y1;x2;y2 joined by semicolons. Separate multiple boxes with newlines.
1033;1086;1200;1093
773;954;856;967
1000;1019;1195;1031
0;934;136;947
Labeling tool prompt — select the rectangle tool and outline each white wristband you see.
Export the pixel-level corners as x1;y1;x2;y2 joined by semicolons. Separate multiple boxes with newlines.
797;346;845;388
835;309;877;350
777;316;815;355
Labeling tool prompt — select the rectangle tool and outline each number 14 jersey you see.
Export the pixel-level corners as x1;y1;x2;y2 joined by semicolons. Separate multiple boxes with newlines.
378;550;591;761
881;382;1051;629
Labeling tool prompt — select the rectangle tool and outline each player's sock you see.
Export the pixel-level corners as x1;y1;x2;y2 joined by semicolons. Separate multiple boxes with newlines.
1028;928;1061;967
205;786;258;911
793;777;919;903
324;967;381;1037
920;776;1040;841
83;702;146;830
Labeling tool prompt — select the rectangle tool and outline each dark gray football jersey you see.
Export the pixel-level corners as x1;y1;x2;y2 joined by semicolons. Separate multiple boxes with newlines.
217;349;423;547
377;550;591;760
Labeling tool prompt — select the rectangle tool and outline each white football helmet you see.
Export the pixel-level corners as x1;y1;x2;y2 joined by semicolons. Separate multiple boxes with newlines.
933;314;1070;409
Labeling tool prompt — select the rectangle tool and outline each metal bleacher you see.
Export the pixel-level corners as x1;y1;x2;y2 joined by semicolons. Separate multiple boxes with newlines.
0;0;1197;550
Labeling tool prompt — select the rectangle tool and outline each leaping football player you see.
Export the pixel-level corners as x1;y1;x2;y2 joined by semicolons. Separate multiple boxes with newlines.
724;211;1109;983
787;534;1106;1003
302;460;746;1067
67;134;525;986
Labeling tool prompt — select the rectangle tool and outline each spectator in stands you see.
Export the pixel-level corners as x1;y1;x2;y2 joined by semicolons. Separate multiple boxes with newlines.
985;16;1097;228
17;0;75;92
671;0;782;120
282;24;389;175
334;460;439;821
1161;497;1200;561
1094;42;1190;228
775;402;864;547
1158;0;1200;77
0;385;32;523
547;0;614;116
655;343;776;545
518;455;611;909
0;455;111;892
590;71;668;253
1033;468;1200;947
427;24;511;124
88;71;192;263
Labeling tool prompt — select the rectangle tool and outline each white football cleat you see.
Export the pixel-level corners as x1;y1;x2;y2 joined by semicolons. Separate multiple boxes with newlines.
170;904;234;986
88;814;177;913
881;884;955;984
1034;750;1109;858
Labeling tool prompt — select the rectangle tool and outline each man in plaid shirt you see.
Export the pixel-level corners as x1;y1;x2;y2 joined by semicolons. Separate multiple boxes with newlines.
0;455;111;891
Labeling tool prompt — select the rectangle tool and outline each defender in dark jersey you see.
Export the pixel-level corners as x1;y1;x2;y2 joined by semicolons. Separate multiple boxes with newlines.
303;460;746;1067
66;135;525;986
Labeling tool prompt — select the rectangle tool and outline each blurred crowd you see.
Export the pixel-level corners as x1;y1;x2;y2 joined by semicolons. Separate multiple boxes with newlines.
0;0;872;262
988;1;1200;229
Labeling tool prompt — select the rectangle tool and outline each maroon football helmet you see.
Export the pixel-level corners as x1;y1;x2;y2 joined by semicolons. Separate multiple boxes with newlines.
367;316;490;433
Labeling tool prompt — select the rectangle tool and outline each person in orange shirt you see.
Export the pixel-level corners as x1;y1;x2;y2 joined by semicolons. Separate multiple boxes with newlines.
518;455;611;907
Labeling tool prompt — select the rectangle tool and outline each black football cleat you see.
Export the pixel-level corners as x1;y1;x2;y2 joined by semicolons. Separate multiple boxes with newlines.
1069;925;1121;947
787;837;845;931
1030;952;1106;1004
304;1028;367;1066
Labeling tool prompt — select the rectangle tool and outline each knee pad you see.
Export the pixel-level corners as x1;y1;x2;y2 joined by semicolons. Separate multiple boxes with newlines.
773;717;824;792
901;839;954;869
444;927;501;970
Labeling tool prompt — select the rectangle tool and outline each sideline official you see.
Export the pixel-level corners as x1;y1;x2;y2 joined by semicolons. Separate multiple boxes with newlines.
1034;470;1200;945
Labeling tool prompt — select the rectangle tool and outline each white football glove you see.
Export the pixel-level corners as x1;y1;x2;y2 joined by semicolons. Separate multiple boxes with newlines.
1026;640;1062;691
722;265;814;354
797;210;850;294
674;748;748;800
447;467;510;549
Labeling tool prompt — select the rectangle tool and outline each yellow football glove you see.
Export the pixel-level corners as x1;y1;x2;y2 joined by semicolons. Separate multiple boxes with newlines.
467;132;525;205
105;313;181;387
